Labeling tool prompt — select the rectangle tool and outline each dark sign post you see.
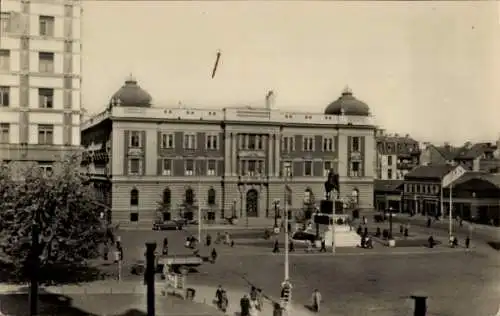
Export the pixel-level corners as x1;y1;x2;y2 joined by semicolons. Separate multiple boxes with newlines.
145;242;157;316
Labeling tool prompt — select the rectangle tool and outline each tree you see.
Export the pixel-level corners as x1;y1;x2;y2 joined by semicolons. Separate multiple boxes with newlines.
0;158;107;282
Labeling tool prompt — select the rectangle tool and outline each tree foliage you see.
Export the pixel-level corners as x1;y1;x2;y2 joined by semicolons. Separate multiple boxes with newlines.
0;158;107;282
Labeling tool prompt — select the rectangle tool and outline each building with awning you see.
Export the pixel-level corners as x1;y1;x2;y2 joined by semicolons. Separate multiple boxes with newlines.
442;173;500;225
374;180;403;212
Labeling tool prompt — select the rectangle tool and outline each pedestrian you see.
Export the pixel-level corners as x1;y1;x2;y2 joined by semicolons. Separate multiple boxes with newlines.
363;216;367;225
311;289;322;313
363;227;368;237
225;232;230;245
215;285;224;309
211;248;218;263
215;232;221;244
220;290;228;313
103;243;109;261
428;235;435;248
249;295;260;316
273;239;280;253
289;239;295;252
320;238;327;252
400;225;404;234
427;218;431;228
465;236;470;249
240;294;250;316
357;225;362;235
162;237;168;255
230;240;235;247
206;234;212;247
404;227;409;237
185;237;191;248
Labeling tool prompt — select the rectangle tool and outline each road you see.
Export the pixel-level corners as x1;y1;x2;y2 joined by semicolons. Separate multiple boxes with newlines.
112;228;500;316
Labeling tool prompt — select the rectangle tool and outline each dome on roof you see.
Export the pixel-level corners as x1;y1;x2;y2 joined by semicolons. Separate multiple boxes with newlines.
109;75;152;108
324;87;370;116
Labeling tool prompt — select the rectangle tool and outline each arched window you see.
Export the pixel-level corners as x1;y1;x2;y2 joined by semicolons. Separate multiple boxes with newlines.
207;188;216;205
185;187;194;205
130;188;139;206
163;188;171;206
285;186;292;206
352;188;359;205
304;188;314;204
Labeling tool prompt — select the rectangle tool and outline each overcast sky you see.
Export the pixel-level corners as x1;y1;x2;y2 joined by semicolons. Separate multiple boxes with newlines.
81;1;499;145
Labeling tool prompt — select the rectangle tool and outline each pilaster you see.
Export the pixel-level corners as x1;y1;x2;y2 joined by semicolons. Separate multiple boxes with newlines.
268;134;273;175
231;133;237;176
224;131;231;176
274;133;280;177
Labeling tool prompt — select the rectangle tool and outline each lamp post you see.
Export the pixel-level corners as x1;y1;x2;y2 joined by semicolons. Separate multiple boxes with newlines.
232;199;237;219
238;182;244;218
283;162;292;282
273;199;280;229
388;206;394;239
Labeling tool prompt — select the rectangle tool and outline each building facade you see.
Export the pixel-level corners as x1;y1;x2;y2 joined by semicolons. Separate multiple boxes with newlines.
375;130;420;180
81;79;377;227
0;0;82;169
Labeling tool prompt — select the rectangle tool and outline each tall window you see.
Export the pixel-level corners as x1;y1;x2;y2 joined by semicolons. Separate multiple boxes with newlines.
303;137;314;151
387;169;392;180
323;137;334;152
0;12;11;33
282;136;295;152
323;161;332;177
130;188;139;206
304;188;313;204
185;159;194;176
39;16;55;37
0;123;9;143
0;50;10;71
304;161;313;176
352;137;360;152
207;159;216;176
128;158;142;175
162;159;172;176
38;124;53;145
183;133;196;149
162;188;171;206
207;188;216;205
387;155;393;165
38;88;54;108
161;133;174;149
129;131;141;148
350;161;361;177
185;188;194;205
0;86;9;107
206;134;218;150
39;52;54;73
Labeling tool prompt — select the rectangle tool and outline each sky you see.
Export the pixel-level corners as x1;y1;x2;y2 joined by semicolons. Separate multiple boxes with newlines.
81;1;499;146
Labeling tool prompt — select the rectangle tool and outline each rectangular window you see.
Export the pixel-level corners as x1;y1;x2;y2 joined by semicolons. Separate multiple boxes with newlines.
256;135;263;150
282;136;295;152
350;161;360;177
206;134;218;150
387;169;392;179
352;137;360;152
238;134;244;149
303;137;314;151
129;131;141;148
248;160;256;175
39;52;54;73
39;16;55;37
207;159;216;176
0;12;11;33
160;133;174;149
162;159;172;176
0;86;9;107
129;158;141;175
248;135;256;150
304;161;313;176
37;124;53;145
38;162;53;177
38;88;54;108
323;137;334;152
388;155;393;165
185;159;194;176
183;134;196;149
257;160;265;175
0;123;9;143
0;50;10;71
323;161;332;177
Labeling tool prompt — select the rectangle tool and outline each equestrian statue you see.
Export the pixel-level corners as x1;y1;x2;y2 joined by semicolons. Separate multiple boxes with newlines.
324;169;340;201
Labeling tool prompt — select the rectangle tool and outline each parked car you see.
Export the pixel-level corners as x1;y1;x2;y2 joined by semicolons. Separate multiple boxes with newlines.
153;220;183;231
291;231;317;244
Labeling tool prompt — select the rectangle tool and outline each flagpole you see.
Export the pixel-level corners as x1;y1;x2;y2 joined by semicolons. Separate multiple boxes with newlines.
449;184;453;239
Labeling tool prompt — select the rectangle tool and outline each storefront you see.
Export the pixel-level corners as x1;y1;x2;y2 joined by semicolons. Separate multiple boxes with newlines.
374;180;403;212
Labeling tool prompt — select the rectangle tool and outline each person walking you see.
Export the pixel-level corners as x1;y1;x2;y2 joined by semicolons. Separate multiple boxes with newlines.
311;289;322;313
240;294;251;316
162;237;169;255
319;238;327;252
206;234;212;247
465;236;470;249
273;239;280;253
211;248;218;263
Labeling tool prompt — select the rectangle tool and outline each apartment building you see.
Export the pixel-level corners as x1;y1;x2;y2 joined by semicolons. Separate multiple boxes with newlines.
0;0;82;170
81;81;377;227
376;130;420;180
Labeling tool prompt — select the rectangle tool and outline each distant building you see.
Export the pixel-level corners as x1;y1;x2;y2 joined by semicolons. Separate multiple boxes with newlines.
421;141;500;173
81;80;378;228
0;0;82;171
375;130;420;180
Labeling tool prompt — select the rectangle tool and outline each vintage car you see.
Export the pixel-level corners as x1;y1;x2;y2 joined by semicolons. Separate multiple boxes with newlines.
152;220;184;231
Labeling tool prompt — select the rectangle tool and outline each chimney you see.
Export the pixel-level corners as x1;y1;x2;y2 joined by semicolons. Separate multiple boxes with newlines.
405;134;410;138
265;90;275;109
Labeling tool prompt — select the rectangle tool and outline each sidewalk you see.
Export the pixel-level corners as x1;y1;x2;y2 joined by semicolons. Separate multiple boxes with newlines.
0;280;319;316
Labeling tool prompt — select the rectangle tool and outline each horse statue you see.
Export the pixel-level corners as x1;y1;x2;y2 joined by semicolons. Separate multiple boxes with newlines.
324;169;340;201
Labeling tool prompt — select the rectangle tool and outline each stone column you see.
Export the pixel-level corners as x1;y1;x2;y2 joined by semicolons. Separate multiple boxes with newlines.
267;134;273;176
224;131;231;176
274;134;280;177
231;133;237;176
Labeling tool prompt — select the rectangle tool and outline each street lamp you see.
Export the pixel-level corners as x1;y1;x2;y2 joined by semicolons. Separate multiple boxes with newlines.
232;199;237;219
283;162;292;283
273;199;280;229
388;206;394;239
237;182;244;219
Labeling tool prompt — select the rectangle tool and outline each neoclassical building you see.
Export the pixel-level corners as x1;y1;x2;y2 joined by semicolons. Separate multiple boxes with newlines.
81;77;377;227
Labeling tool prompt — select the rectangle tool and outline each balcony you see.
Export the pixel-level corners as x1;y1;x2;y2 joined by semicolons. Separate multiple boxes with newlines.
237;174;268;184
238;150;266;158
